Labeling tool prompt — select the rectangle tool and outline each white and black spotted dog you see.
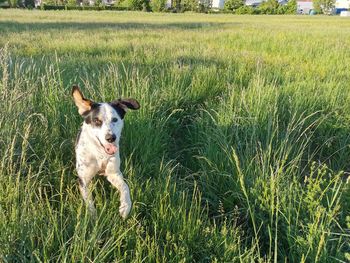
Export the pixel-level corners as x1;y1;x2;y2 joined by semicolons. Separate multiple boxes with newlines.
72;85;140;219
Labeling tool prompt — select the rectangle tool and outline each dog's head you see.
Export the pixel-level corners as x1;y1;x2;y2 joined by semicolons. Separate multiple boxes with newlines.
72;85;140;155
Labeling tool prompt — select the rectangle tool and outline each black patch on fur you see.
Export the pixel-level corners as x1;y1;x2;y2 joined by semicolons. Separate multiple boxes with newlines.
109;102;126;119
78;177;84;187
110;99;140;119
119;98;140;110
83;103;101;124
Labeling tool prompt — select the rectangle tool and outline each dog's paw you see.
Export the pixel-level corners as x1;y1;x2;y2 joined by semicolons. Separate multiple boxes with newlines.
119;201;132;219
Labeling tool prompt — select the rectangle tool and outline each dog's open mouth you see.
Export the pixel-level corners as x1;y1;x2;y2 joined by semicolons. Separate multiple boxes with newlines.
96;137;117;155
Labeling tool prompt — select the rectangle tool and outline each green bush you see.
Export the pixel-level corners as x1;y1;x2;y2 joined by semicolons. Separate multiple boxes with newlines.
197;0;211;13
273;0;296;14
66;0;76;6
118;0;143;10
224;0;244;12
313;0;335;14
105;5;128;9
284;0;296;14
142;0;151;11
42;4;65;9
65;4;80;9
42;4;128;10
258;0;279;14
94;0;101;6
276;4;285;14
7;0;16;7
44;0;66;5
181;0;197;11
235;5;255;14
150;0;166;11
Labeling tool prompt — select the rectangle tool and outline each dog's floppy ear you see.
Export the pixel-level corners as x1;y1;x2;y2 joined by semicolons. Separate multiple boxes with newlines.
110;98;140;119
117;98;140;111
72;85;93;115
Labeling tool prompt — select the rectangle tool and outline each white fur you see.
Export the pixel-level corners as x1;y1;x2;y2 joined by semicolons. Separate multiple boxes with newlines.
75;103;132;219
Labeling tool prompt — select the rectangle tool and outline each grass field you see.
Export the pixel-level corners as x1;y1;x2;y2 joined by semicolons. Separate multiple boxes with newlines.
0;10;350;262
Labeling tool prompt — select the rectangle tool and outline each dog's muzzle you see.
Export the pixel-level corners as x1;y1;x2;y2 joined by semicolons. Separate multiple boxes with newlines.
96;136;118;155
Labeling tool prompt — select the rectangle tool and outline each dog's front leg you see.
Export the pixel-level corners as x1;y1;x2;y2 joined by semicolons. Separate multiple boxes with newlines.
78;176;96;215
76;162;97;215
106;172;132;219
105;155;132;219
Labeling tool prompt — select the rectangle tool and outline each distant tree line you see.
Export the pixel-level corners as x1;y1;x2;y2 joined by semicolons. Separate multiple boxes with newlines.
1;0;37;8
224;0;297;14
0;0;334;15
119;0;298;13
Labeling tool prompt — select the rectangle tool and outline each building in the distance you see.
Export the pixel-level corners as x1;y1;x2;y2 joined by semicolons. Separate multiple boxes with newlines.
336;0;350;8
166;0;172;8
335;0;350;13
245;0;263;7
246;0;288;7
297;0;313;14
212;0;225;8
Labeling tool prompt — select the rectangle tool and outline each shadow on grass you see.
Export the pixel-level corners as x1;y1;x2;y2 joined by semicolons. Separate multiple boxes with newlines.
0;21;239;33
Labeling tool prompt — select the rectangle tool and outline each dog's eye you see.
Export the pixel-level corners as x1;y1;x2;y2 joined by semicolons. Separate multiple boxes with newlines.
112;117;118;123
93;118;102;126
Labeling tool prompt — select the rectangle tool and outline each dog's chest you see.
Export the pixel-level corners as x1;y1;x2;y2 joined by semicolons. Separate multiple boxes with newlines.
97;157;109;175
77;140;112;175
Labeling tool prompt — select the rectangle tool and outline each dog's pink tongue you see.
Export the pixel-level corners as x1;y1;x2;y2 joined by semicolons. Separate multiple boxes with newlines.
105;144;117;155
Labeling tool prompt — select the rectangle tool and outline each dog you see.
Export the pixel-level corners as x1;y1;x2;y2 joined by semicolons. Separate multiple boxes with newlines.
72;85;140;219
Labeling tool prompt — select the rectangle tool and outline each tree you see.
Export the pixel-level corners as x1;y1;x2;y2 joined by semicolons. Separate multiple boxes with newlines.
197;0;211;12
182;0;198;11
235;5;255;14
24;0;34;7
150;0;166;11
142;0;151;11
313;0;335;14
224;0;244;11
284;0;296;14
66;0;77;6
118;0;143;9
258;0;279;14
275;0;296;14
94;0;102;6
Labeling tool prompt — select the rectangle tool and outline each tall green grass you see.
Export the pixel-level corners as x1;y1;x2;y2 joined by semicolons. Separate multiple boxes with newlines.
0;10;349;262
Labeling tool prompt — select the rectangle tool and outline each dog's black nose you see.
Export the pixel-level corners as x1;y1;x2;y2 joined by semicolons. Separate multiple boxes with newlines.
105;134;116;143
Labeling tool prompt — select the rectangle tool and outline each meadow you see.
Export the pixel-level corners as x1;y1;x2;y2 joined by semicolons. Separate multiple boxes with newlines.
0;10;349;262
